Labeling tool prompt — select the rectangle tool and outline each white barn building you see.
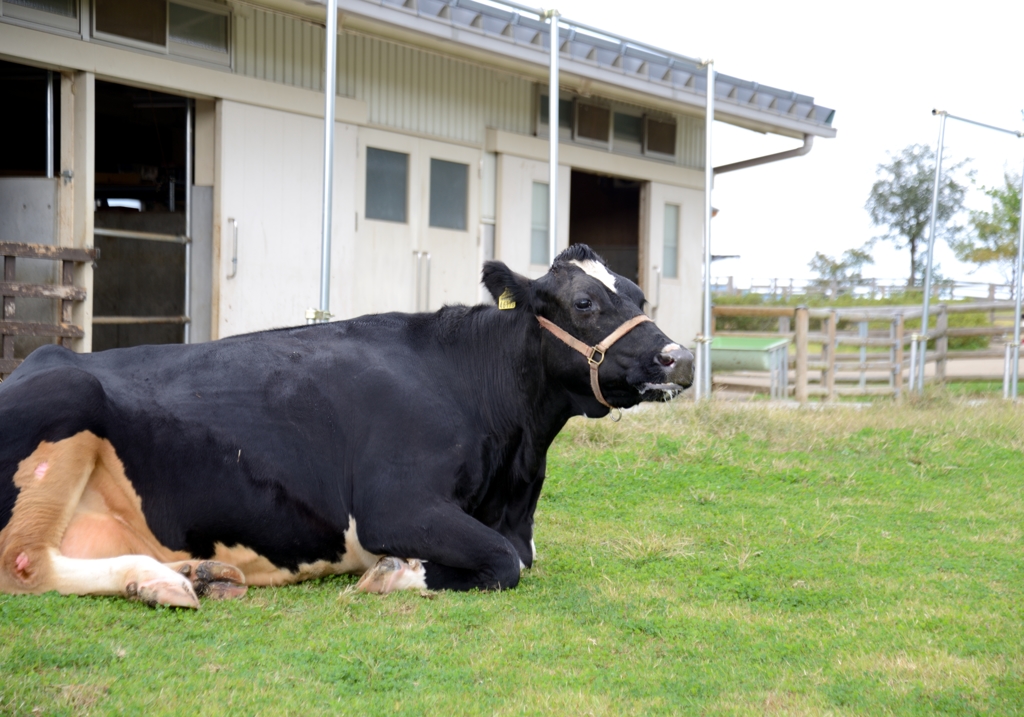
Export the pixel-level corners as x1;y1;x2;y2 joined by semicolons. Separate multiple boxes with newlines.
0;0;835;360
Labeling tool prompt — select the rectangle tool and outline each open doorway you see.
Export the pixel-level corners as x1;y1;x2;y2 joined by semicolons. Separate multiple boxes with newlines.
569;170;641;285
93;80;188;351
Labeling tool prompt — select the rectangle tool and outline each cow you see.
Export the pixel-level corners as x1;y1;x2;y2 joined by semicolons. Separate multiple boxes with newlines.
0;244;693;608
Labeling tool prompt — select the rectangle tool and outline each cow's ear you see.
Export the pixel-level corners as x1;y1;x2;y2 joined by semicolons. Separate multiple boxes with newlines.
482;261;533;312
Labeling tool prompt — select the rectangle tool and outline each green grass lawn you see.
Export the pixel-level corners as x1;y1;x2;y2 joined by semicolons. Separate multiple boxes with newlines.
2;400;1023;715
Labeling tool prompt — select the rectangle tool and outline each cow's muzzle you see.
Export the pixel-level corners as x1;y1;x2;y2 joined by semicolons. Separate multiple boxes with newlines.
641;343;694;397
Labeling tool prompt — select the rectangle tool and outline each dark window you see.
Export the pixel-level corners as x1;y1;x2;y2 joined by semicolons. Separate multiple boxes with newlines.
576;103;610;143
429;159;468;231
646;118;677;156
95;0;167;47
539;95;572;130
170;3;228;53
5;0;76;16
614;112;643;144
365;147;408;223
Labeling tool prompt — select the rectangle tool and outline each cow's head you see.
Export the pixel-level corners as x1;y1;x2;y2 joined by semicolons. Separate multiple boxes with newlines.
483;244;694;416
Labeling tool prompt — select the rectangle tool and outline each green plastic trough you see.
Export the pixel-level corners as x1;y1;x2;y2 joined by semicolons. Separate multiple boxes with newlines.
710;336;790;372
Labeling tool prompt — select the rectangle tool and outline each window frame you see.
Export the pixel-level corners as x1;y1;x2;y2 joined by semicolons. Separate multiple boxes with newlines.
535;86;573;143
0;0;81;33
91;0;170;54
428;157;469;232
643;115;678;160
168;0;231;67
364;146;409;225
611;109;644;156
573;99;612;150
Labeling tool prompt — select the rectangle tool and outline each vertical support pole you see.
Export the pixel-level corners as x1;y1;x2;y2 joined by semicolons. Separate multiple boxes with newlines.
46;71;54;179
72;71;94;353
1003;342;1013;399
317;0;339;323
795;306;808;404
184;99;192;344
547;9;560;267
919;110;947;393
693;335;703;402
908;335;919;392
700;59;715;400
894;313;905;397
825;309;837;401
936;305;948;384
1011;161;1024;399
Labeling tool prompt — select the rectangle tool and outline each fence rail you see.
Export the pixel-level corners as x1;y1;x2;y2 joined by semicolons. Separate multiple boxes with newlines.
710;300;1021;401
1;242;97;379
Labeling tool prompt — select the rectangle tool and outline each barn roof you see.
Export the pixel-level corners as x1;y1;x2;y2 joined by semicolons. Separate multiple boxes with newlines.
314;0;836;139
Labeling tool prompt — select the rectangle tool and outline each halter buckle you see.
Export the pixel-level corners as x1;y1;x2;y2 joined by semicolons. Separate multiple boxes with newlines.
587;348;605;367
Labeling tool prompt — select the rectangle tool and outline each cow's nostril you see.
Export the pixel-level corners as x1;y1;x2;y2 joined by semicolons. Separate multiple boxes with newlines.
656;352;676;367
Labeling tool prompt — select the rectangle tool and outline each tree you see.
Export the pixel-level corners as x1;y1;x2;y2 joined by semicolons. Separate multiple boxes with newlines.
950;172;1022;281
865;144;972;287
807;245;874;298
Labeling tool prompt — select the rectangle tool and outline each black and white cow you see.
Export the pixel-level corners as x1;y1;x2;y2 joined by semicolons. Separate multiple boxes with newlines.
0;245;692;607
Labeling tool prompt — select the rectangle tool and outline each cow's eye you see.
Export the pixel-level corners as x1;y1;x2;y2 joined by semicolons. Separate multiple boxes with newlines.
574;298;593;311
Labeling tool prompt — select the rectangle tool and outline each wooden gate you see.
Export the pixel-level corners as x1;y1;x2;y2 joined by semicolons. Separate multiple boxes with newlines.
1;242;97;380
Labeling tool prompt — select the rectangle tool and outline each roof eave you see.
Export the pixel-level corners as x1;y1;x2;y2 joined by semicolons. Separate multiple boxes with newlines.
247;0;836;139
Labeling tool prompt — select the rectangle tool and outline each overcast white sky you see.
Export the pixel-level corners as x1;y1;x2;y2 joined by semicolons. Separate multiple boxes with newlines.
549;0;1024;288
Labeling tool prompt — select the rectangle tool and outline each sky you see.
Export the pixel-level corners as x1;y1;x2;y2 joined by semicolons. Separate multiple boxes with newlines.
547;0;1024;290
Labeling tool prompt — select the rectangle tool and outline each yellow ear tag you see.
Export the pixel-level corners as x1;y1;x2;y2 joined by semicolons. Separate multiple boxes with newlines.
498;288;516;310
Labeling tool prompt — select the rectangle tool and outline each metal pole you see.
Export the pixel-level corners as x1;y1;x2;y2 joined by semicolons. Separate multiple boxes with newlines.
700;60;715;399
184;99;192;344
918;110;947;393
1011;161;1024;399
45;71;54;179
547;9;560;266
317;0;339;322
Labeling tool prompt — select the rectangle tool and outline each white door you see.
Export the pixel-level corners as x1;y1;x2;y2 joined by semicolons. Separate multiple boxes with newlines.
642;182;704;346
217;101;356;336
419;139;481;309
353;129;418;317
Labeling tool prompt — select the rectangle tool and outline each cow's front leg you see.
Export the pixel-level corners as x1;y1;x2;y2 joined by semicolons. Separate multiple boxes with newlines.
355;508;522;593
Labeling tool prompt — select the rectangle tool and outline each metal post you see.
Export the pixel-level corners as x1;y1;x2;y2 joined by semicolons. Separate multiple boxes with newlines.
1011;161;1024;398
184;99;192;344
46;71;54;179
700;59;715;400
919;110;947;394
547;9;560;266
316;0;339;323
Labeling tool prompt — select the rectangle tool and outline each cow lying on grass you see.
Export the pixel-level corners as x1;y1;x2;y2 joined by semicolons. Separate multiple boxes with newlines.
0;245;692;607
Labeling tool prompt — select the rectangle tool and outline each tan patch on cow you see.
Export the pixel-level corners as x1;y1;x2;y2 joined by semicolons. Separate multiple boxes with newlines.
0;431;226;607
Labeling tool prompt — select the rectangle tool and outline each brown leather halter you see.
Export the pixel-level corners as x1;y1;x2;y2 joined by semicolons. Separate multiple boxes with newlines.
536;314;652;409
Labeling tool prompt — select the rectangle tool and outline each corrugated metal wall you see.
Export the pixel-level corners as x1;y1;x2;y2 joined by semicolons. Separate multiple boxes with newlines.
335;32;535;145
233;7;325;92
232;6;703;166
677;115;704;170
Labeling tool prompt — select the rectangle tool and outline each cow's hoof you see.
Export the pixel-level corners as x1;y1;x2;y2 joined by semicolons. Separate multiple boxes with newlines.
356;556;427;594
127;576;200;609
167;560;247;600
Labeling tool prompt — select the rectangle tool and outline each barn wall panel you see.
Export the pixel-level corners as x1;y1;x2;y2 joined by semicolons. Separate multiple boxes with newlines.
234;8;534;145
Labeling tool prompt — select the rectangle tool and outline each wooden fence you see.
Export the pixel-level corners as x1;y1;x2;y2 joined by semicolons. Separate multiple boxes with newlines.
1;242;97;379
711;301;1020;401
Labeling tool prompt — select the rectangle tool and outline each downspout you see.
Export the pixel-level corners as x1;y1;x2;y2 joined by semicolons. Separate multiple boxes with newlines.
713;134;814;175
